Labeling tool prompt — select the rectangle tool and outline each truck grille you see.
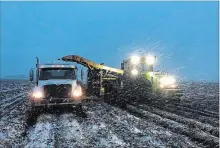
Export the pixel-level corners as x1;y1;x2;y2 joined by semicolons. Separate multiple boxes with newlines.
44;84;72;98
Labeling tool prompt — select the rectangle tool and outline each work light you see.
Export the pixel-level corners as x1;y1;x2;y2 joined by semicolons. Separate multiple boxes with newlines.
130;55;140;65
131;69;138;76
145;55;155;65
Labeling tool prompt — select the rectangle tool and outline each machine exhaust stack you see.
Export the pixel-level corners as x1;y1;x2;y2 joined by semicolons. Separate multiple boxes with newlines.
36;57;39;85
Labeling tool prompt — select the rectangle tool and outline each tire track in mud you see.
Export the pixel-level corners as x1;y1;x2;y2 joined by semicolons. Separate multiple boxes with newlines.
137;104;219;137
0;83;27;93
54;107;128;148
86;106;134;147
0;85;30;101
24;101;204;148
24;114;56;148
126;104;219;148
172;103;219;116
89;102;200;148
0;84;32;117
1;81;218;148
54;113;86;148
26;106;128;148
51;101;198;148
151;103;219;127
0;88;22;94
0;93;28;117
171;103;219;118
203;109;219;116
0;101;30;147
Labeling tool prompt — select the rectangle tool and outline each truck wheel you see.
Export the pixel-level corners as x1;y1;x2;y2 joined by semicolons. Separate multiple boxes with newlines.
75;104;87;118
26;106;42;126
117;75;153;105
75;104;83;111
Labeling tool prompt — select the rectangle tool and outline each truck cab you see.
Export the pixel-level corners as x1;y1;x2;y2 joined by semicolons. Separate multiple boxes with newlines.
29;59;85;109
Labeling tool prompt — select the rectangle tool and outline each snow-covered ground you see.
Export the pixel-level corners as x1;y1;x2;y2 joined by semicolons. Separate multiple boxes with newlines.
0;80;219;148
181;82;219;113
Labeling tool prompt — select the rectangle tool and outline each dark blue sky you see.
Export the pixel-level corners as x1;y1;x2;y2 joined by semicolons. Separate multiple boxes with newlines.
1;2;219;82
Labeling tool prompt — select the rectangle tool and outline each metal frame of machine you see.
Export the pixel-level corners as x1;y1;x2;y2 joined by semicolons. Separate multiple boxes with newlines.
62;54;183;100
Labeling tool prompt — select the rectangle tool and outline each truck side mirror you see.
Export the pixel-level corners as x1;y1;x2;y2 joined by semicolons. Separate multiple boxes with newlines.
29;69;34;82
121;62;124;70
81;69;84;81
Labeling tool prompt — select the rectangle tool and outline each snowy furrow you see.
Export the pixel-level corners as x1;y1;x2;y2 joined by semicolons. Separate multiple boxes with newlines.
0;93;28;116
54;113;87;147
0;80;218;148
127;104;219;148
171;103;219;118
0;92;27;107
0;88;22;93
24;114;56;148
173;102;219;116
54;109;128;147
104;103;201;148
138;104;219;137
87;102;200;148
0;102;28;147
151;103;219;127
0;87;29;101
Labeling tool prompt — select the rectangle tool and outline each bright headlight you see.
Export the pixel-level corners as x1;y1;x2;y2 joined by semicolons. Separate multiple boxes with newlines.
160;76;176;87
72;85;82;97
32;91;44;99
130;55;140;65
145;55;155;65
32;87;44;99
131;69;138;76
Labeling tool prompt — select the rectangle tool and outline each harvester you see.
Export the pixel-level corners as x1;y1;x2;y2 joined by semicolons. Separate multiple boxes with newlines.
61;54;183;106
121;55;182;99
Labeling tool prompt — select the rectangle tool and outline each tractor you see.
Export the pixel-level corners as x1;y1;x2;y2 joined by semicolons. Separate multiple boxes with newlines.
121;55;183;103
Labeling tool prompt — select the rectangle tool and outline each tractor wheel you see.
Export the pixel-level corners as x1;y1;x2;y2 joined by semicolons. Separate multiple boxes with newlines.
116;75;153;106
103;81;118;103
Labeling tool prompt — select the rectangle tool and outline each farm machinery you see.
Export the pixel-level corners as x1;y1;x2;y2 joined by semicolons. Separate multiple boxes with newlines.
28;53;182;113
61;54;183;106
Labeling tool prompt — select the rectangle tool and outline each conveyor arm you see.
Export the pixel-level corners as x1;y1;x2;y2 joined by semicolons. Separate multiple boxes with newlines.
62;55;124;75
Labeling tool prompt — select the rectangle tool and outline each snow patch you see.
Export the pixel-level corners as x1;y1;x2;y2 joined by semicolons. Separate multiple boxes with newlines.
25;114;55;148
132;127;142;133
139;135;165;148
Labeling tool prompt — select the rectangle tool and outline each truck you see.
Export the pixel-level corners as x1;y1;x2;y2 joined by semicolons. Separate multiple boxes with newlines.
29;57;85;112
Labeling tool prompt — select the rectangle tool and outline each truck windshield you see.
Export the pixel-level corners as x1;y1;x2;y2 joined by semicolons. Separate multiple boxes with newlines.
39;68;76;80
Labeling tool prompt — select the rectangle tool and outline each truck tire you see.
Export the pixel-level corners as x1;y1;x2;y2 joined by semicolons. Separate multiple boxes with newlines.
75;104;87;118
26;105;42;126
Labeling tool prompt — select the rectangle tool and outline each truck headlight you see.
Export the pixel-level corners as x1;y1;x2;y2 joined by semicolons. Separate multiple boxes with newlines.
160;76;176;88
130;55;140;65
72;85;82;97
32;91;44;99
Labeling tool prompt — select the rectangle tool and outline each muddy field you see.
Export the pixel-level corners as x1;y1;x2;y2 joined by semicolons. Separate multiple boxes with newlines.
0;80;219;148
